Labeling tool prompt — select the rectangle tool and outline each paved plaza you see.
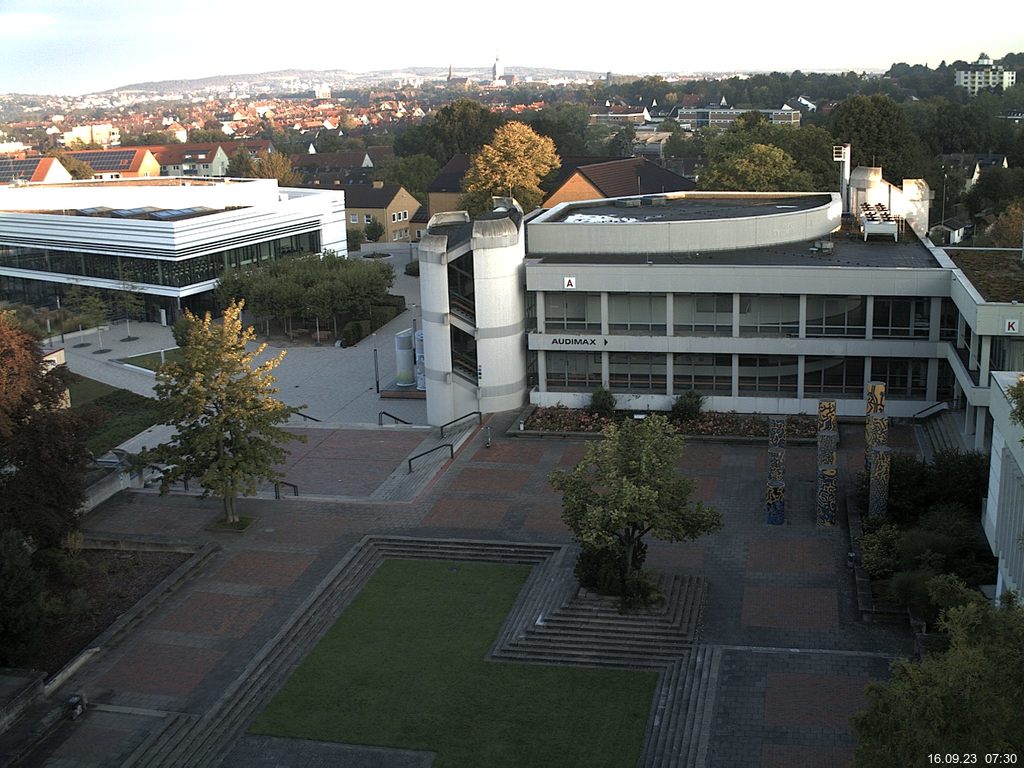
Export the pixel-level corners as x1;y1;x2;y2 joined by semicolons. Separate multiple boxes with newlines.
2;406;914;768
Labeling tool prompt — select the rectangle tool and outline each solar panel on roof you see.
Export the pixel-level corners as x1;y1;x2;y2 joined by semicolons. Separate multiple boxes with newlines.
0;157;43;182
67;150;136;172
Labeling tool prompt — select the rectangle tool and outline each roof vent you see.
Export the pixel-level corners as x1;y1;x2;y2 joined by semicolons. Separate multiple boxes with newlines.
619;199;641;208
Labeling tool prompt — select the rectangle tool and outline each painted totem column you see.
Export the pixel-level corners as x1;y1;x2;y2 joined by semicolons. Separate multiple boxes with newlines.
816;400;839;526
765;416;787;525
868;446;892;518
816;464;839;526
864;381;887;473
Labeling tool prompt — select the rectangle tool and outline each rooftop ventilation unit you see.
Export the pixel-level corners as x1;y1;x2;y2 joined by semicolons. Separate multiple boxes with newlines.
618;199;641;208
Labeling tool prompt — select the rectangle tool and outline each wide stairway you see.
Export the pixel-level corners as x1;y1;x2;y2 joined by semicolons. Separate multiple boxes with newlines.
916;408;968;461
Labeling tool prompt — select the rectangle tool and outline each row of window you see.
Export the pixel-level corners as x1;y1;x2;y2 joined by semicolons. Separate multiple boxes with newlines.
347;210;410;225
0;232;320;288
540;293;957;340
544;351;946;400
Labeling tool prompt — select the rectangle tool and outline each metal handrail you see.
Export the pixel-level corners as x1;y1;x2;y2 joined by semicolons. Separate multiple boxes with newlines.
408;443;453;473
295;411;323;423
274;480;299;499
439;410;482;438
912;400;951;421
378;410;411;426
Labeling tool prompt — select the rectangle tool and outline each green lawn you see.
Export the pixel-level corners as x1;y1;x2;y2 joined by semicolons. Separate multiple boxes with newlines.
70;376;163;455
118;348;183;371
250;559;658;768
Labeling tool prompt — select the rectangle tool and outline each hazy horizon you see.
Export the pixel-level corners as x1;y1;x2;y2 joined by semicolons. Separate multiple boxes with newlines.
2;0;1023;96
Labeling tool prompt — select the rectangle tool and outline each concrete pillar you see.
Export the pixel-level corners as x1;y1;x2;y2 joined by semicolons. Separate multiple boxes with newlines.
768;416;786;483
601;351;609;389
969;330;979;371
666;353;674;397
965;403;976;438
868;446;891;518
957;314;966;349
864;295;874;340
980;335;992;384
816;465;838;526
866;381;886;415
975;407;988;451
600;292;609;335
926;358;939;401
665;293;674;337
536;290;546;333
765;480;785;525
798;294;807;339
863;358;872;395
732;293;741;338
731;353;739;398
797;356;806;400
537;350;547;392
817;399;838;432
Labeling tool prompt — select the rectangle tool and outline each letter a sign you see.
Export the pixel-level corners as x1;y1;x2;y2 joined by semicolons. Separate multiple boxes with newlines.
563;276;576;289
1006;319;1020;334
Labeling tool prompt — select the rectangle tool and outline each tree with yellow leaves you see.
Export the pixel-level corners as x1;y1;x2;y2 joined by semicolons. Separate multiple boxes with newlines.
142;300;303;523
460;122;560;214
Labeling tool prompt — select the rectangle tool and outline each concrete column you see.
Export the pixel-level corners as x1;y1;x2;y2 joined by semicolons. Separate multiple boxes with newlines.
975;407;988;451
969;330;979;371
731;353;739;398
929;296;941;342
868;446;892;518
863;358;872;396
957;314;966;349
665;293;674;337
980;335;992;384
816;465;838;526
601;351;609;388
798;294;807;339
864;295;874;340
927;358;939;401
600;292;609;335
666;353;674;397
765;480;785;525
797;356;806;400
537;350;547;392
536;290;545;333
965;403;976;438
732;293;741;338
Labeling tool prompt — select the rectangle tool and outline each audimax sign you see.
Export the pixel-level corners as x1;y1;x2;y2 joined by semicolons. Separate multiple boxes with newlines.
550;337;609;346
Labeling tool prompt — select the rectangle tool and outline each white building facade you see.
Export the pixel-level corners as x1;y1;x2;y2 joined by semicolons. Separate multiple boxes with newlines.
0;177;346;321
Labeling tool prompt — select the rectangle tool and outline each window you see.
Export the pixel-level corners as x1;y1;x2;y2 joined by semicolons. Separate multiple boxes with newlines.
608;352;666;392
544;292;601;331
804;356;864;396
674;353;731;394
674;294;732;336
392;212;399;223
546;352;602;391
364;214;372;224
350;214;357;223
608;293;666;334
402;210;409;220
739;294;799;337
871;358;928;399
737;355;798;396
805;295;866;337
872;297;929;338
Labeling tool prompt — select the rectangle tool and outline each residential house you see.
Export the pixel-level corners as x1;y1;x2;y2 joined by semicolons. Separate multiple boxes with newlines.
63;148;161;179
148;144;231;177
940;153;1009;191
543;157;696;208
955;53;1017;96
340;182;420;243
0;156;73;184
427;154;471;217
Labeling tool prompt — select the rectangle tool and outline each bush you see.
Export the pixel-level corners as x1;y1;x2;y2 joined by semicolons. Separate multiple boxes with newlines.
887;569;935;617
0;529;43;665
171;313;198;347
898;528;961;572
670;391;705;423
859;524;901;579
574;542;658;609
886;454;934;526
919;502;975;543
404;260;420;276
377;294;407;310
346;227;365;251
588;387;616;419
341;319;371;347
370;304;400;330
930;449;988;513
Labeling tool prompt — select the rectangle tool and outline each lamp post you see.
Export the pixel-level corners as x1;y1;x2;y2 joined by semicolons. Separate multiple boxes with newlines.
372;331;380;394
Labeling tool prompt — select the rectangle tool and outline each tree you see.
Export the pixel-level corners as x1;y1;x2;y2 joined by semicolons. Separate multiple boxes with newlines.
64;286;109;347
46;150;94;180
830;94;928;181
372;154;439;204
394;99;502;164
0;528;43;665
141;301;304;524
549;414;722;601
226;147;256;178
115;264;144;341
852;588;1024;765
0;313;89;548
120;131;180;146
253;151;300;186
608;125;636;157
460;122;560;214
700;143;812;191
989;200;1024;247
364;217;385;242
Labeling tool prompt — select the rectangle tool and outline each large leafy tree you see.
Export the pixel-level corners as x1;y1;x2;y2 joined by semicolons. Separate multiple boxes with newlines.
253;150;300;186
394;99;502;164
549;414;722;598
852;586;1024;765
372;154;439;204
0;313;89;548
700;143;813;191
226;147;256;178
141;301;303;523
830;94;928;181
460;122;560;213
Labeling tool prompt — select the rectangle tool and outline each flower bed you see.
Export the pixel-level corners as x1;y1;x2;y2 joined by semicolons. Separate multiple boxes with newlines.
524;405;817;438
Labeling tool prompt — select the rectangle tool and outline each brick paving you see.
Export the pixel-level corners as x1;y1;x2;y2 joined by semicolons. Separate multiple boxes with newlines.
14;421;918;768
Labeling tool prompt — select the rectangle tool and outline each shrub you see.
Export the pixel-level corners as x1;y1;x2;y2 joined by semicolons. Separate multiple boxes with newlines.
897;528;961;572
171;313;198;347
670;391;705;423
930;449;988;513
859;524;901;579
0;529;43;665
341;319;371;347
886;453;935;526
919;502;975;543
370;304;400;330
887;569;935;617
588;387;616;419
404;260;420;276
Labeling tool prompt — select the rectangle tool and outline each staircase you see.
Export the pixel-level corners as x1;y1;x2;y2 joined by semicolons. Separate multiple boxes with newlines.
916;409;968;461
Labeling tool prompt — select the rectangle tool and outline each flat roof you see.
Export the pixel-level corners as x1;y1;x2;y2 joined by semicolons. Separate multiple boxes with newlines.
947;249;1024;302
543;193;833;225
529;230;941;269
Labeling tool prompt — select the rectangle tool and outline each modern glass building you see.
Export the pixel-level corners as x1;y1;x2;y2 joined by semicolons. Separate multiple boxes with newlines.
0;177;346;321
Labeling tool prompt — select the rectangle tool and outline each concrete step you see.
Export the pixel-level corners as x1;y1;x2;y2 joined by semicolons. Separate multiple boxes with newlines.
369;422;478;501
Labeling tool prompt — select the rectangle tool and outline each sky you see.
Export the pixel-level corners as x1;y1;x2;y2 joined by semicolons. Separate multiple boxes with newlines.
2;0;1023;96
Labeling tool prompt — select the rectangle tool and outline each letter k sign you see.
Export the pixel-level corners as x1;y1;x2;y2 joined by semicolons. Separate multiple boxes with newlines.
1007;319;1019;333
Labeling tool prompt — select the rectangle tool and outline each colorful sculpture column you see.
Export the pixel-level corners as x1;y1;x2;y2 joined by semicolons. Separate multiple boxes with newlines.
868;446;892;518
864;381;886;473
816;400;839;526
765;416;787;525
